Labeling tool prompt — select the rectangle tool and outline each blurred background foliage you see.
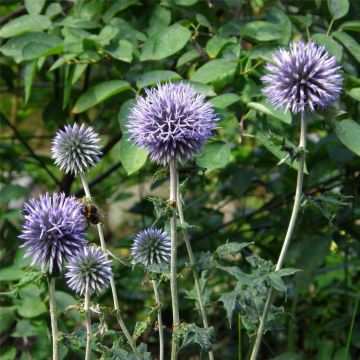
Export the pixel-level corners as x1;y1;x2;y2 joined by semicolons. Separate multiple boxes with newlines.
0;0;359;359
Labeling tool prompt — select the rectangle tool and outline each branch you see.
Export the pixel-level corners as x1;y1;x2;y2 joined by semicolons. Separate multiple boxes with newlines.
1;113;61;186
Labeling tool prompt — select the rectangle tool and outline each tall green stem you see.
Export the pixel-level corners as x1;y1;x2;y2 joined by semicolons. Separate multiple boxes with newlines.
79;172;138;356
85;281;91;360
250;111;307;360
152;280;164;360
176;182;215;360
48;277;59;360
169;159;180;360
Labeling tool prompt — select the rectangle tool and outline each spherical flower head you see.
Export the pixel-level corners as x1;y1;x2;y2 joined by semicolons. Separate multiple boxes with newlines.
131;228;171;266
65;246;112;296
261;41;343;113
127;82;219;165
51;123;102;175
19;193;87;274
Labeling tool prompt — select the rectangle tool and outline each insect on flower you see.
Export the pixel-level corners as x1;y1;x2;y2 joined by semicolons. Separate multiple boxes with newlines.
78;198;103;226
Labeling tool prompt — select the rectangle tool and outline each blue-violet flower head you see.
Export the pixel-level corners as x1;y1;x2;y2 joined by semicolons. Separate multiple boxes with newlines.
127;82;218;165
65;246;112;296
131;228;171;266
19;193;87;274
52;123;101;175
261;41;343;113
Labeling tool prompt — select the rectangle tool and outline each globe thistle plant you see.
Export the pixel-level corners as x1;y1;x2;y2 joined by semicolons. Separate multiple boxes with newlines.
19;192;87;274
65;246;112;296
128;82;218;165
131;228;171;266
51;123;101;175
261;41;343;113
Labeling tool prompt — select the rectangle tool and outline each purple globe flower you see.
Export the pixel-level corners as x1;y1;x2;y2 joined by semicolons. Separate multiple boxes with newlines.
65;246;112;296
52;123;102;175
127;82;218;165
19;193;87;274
131;228;171;266
261;41;343;113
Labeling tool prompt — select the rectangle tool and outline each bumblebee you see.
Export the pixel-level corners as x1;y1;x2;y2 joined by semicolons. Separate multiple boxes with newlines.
79;198;102;225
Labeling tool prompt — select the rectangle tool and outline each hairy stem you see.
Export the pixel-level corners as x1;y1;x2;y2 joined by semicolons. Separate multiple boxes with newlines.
152;280;164;360
250;111;307;360
79;172;139;356
85;282;91;360
48;277;59;360
170;159;180;360
177;183;214;360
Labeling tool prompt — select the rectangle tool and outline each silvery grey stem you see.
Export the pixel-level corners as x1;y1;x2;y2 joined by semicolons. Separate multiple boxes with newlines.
79;172;139;356
84;281;91;360
169;159;180;360
48;277;59;360
152;280;164;360
250;111;307;360
177;183;215;360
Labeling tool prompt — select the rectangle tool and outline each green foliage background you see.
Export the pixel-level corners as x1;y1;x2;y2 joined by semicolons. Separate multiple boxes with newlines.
0;0;359;359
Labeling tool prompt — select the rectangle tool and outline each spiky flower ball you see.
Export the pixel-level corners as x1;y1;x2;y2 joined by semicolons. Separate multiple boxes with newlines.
261;41;343;113
65;246;112;296
128;82;218;165
131;228;171;266
19;193;87;274
52;123;101;175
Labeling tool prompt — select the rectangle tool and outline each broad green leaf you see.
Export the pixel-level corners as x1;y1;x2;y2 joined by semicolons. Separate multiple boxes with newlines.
196;141;231;172
239;21;284;42
175;0;198;5
340;21;360;32
206;35;237;58
119;136;148;175
333;119;360;156
55;291;77;313
178;323;214;352
118;99;135;132
333;31;360;64
24;0;46;15
0;266;24;282
22;42;64;60
72;80;131;113
176;49;201;68
185;81;217;97
104;39;133;63
0;308;15;335
312;33;343;61
45;3;63;18
15;296;47;318
24;60;37;103
348;88;360;101
216;242;249;258
328;0;349;20
11;319;43;338
277;268;302;277
147;5;171;37
210;94;240;109
0;33;62;63
268;272;287;292
135;70;181;89
0;346;16;360
0;184;26;204
191;59;237;84
218;291;239;326
72;64;88;85
255;131;307;172
103;0;142;22
141;24;191;61
0;15;51;38
248;101;292;124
